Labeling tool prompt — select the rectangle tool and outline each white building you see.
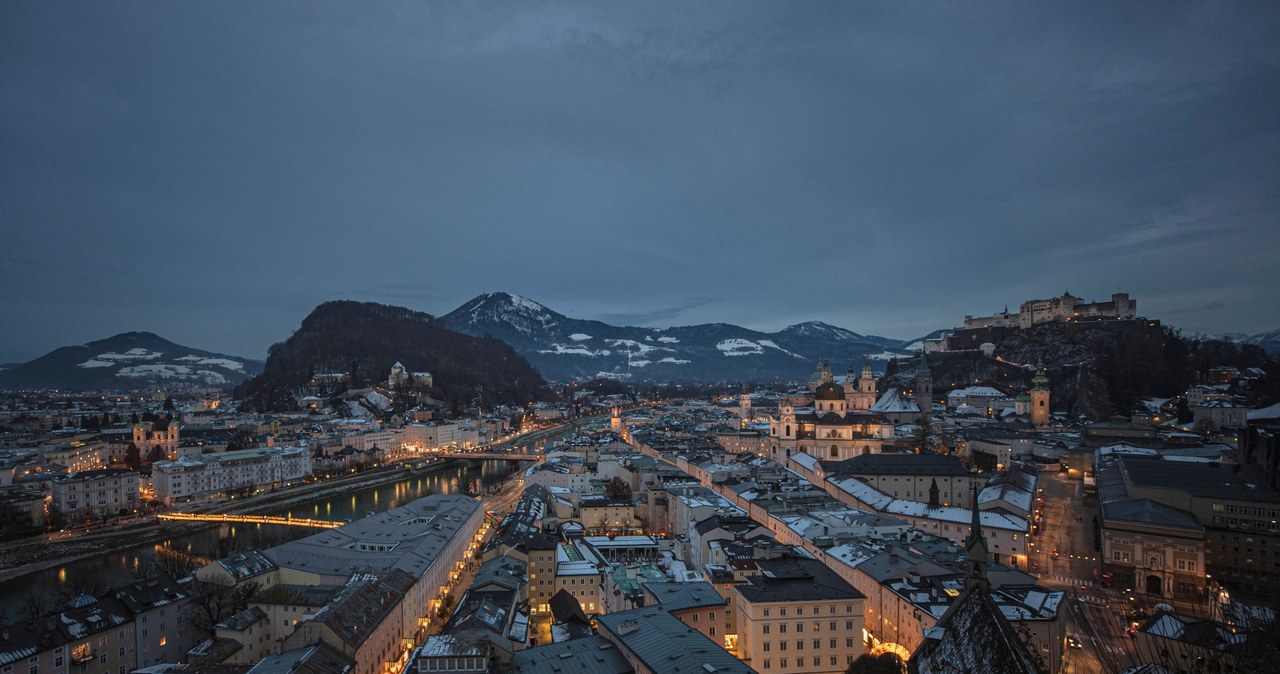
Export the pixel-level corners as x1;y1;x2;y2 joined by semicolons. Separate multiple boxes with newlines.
152;447;312;504
52;468;140;517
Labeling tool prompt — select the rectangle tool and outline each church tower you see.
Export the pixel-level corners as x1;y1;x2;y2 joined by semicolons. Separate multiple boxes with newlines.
965;485;990;588
610;407;624;435
915;352;933;420
1030;362;1050;428
739;384;752;421
851;358;876;411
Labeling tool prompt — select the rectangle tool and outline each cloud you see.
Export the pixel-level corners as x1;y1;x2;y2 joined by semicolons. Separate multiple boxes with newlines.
590;296;721;326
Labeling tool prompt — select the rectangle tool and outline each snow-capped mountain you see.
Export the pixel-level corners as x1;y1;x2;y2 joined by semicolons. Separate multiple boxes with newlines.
0;332;263;391
438;292;911;382
1205;328;1280;355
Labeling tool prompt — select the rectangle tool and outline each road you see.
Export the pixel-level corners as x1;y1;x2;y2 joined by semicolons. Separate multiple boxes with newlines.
1035;471;1146;674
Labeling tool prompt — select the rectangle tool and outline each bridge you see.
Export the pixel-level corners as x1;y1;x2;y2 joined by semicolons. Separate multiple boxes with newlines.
157;512;344;528
433;452;542;460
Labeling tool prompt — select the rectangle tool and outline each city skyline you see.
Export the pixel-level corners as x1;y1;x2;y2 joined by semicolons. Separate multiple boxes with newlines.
3;2;1278;362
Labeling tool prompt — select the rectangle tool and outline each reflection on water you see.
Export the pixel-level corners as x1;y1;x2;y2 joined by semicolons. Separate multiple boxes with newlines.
0;457;524;613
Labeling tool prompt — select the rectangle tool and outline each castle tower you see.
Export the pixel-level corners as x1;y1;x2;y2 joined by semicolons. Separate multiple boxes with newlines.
1030;362;1050;428
915;352;933;419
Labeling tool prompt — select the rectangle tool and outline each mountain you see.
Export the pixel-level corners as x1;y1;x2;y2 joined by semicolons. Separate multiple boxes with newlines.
0;332;262;391
1209;329;1280;356
236;300;547;411
438;292;913;382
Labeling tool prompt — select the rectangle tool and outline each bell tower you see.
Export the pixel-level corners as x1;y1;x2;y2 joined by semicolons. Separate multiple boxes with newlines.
915;352;933;420
1030;362;1050;428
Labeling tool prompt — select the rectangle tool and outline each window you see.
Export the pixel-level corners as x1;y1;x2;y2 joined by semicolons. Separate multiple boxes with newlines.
763;625;771;634
710;627;716;636
845;621;854;630
764;642;771;652
796;623;803;633
780;624;788;634
780;659;787;669
796;640;803;650
780;641;787;651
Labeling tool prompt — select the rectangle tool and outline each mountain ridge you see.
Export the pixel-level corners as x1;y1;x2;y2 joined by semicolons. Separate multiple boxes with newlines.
438;292;915;382
0;331;263;391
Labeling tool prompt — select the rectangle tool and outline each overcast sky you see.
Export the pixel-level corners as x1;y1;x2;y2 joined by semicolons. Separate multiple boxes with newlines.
2;2;1277;362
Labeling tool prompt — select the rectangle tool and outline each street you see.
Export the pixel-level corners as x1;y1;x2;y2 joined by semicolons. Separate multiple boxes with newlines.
1034;470;1140;674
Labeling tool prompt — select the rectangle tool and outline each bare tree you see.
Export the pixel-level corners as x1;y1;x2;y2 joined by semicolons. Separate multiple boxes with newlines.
182;577;261;639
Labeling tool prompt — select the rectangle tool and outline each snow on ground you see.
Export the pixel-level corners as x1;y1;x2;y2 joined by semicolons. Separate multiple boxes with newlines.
345;400;374;418
594;371;632;380
117;364;193;378
537;344;609;357
659;357;691;364
364;391;392;410
630;360;651;368
757;340;804;359
568;333;592;341
175;356;245;371
657;336;679;343
866;351;905;361
717;339;764;356
508;293;547;314
905;341;924;352
196;370;228;385
606;338;672;355
78;359;114;368
96;349;163;361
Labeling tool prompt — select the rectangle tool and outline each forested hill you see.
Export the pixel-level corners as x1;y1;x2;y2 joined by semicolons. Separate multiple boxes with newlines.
882;322;1279;419
236;300;547;411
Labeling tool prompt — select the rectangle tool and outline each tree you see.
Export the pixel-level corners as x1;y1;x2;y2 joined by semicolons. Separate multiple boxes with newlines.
911;419;938;454
604;476;633;501
163;397;175;411
845;653;904;674
146;445;167;464
125;442;142;470
184;577;260;639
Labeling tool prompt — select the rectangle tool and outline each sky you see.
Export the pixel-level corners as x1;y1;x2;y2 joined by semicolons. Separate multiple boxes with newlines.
2;2;1278;362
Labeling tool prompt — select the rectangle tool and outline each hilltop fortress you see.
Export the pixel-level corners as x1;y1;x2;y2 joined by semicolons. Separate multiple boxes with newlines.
964;291;1137;330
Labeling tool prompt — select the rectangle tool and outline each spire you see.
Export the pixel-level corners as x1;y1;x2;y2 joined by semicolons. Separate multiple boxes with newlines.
965;484;989;589
861;357;873;375
1031;361;1049;391
928;478;940;508
915;351;931;379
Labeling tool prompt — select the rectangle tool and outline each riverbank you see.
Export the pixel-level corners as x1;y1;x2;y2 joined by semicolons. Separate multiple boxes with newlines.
0;415;592;584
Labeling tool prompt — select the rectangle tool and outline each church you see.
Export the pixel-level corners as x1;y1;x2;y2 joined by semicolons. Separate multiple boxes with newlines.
768;360;894;464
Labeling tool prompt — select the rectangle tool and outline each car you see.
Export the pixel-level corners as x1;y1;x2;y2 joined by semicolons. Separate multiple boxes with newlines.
1066;636;1083;649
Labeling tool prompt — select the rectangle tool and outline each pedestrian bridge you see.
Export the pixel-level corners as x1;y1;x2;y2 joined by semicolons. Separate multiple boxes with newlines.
434;452;542;460
157;512;343;528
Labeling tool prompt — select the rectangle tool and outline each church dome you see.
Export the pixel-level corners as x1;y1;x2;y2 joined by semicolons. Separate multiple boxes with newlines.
815;381;844;401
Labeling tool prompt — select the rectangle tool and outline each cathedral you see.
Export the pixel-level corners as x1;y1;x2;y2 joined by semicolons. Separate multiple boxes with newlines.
770;359;894;463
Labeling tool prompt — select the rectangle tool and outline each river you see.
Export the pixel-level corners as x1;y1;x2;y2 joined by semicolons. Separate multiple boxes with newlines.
0;456;529;615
